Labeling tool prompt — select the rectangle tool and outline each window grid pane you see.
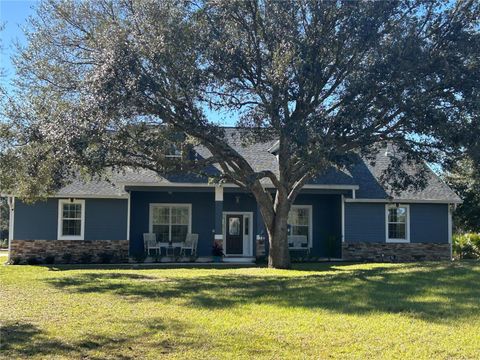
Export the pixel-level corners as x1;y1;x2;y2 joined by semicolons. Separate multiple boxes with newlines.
63;204;81;220
62;219;81;236
151;205;190;242
388;206;407;240
389;223;406;239
288;207;310;248
61;202;83;237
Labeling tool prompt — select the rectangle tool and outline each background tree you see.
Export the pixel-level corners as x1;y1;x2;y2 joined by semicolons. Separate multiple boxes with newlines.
445;157;480;233
1;0;479;268
0;198;8;241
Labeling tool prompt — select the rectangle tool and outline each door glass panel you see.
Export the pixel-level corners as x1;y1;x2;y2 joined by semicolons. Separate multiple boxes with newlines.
229;217;240;236
244;217;249;235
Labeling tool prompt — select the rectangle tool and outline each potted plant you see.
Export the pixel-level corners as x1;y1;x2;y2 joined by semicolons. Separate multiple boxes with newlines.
212;241;224;262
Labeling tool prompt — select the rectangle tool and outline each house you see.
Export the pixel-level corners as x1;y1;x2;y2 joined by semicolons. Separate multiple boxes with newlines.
6;128;461;264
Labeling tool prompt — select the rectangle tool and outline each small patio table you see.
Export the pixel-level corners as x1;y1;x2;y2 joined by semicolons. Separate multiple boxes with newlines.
163;242;183;257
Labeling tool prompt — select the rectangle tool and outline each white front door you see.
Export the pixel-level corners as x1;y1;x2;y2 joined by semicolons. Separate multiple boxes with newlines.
223;212;253;256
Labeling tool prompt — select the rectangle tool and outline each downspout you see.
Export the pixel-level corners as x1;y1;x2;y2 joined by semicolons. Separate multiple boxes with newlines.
7;196;15;262
341;194;345;243
448;203;453;260
126;190;131;257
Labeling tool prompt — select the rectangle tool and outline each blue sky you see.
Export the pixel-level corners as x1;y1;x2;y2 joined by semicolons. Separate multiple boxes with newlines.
1;0;38;93
0;0;235;125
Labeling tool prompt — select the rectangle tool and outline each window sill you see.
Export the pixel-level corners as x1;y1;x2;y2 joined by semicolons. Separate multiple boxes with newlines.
57;237;85;241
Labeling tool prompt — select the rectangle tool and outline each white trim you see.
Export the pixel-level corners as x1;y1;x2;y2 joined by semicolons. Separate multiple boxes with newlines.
149;203;192;242
341;195;345;243
222;211;254;257
289;205;313;249
8;197;15;259
448;205;453;244
57;199;86;240
215;186;224;201
52;194;128;199
346;198;462;204
302;184;359;190
352;189;356;199
120;182;359;191
448;204;453;259
385;204;410;243
126;192;131;241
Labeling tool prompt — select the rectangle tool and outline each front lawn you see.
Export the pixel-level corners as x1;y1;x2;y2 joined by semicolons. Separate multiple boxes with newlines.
1;255;479;359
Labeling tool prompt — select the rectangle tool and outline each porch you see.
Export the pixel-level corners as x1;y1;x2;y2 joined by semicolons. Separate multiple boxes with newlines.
127;186;345;262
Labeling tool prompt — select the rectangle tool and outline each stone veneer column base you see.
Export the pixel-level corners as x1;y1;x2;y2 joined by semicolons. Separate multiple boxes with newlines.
342;242;451;262
9;239;129;264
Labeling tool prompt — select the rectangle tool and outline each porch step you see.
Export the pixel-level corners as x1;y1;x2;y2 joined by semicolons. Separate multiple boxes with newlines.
223;257;256;263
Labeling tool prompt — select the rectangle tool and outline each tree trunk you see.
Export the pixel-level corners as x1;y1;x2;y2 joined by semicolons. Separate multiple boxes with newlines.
250;184;292;269
266;208;291;269
258;196;291;269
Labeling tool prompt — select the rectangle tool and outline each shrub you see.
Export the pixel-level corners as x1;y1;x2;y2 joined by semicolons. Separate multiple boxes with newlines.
453;233;480;259
26;257;42;265
98;252;114;264
131;253;146;263
255;256;267;265
62;253;73;264
44;255;55;264
212;241;224;257
9;256;22;265
79;252;92;264
0;239;8;248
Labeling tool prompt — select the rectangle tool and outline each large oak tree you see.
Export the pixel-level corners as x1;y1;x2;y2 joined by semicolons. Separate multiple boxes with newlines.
1;0;479;268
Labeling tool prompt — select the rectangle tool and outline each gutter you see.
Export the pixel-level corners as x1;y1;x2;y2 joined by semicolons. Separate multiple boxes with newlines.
344;198;463;204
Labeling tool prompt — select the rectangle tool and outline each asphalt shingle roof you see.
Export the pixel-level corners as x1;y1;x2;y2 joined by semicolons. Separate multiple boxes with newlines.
57;128;460;202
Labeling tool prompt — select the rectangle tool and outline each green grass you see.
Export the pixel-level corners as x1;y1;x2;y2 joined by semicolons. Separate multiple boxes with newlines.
1;254;480;359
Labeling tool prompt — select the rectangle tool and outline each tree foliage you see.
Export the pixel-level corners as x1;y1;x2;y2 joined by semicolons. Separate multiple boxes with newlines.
445;157;480;233
1;0;479;268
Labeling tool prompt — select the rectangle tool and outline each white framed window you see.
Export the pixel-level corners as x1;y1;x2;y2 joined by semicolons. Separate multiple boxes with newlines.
386;204;410;243
288;205;313;248
149;204;192;243
57;199;85;240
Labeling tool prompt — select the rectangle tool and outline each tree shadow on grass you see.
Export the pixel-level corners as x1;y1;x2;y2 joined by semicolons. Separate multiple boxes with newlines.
44;262;480;323
0;318;201;359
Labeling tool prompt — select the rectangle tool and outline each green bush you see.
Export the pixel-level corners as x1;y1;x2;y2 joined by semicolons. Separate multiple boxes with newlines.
26;257;42;265
9;256;23;265
61;253;73;264
453;233;480;259
44;255;56;264
79;252;92;264
98;252;115;264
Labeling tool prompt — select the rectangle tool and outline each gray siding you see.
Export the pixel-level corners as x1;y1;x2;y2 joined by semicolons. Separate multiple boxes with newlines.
410;204;448;243
14;199;58;240
13;198;128;241
84;199;128;240
130;191;216;257
345;202;449;244
345;203;386;243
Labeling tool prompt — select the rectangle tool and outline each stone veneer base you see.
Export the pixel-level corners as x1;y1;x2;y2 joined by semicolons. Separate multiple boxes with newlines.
9;239;129;264
342;242;451;262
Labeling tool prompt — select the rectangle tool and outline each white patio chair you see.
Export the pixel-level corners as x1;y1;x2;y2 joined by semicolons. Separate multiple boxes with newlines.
143;233;160;256
288;235;310;255
180;233;199;257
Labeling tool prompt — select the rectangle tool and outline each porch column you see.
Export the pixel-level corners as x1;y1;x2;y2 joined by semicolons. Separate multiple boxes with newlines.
214;186;224;245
